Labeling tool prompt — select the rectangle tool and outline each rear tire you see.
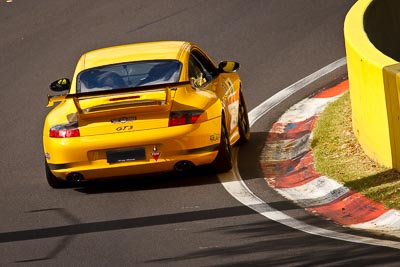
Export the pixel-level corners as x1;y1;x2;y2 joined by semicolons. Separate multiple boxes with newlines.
45;161;70;189
238;90;250;143
212;117;232;173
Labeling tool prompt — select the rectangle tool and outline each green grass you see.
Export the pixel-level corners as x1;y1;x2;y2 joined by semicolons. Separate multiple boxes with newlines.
311;91;400;210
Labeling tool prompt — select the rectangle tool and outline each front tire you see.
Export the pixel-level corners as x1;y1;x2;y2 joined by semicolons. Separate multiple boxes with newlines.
212;117;232;173
238;90;250;143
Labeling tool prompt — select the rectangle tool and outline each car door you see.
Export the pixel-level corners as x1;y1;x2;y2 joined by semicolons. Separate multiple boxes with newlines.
188;49;238;140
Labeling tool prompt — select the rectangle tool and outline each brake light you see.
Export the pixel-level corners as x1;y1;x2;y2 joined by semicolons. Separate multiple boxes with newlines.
49;122;80;138
168;110;206;127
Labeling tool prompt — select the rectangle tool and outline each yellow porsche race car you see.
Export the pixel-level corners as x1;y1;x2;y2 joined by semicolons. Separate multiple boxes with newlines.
43;41;250;188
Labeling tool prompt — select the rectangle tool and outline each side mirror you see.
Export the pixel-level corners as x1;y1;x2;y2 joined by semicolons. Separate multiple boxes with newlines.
50;78;71;92
218;61;240;73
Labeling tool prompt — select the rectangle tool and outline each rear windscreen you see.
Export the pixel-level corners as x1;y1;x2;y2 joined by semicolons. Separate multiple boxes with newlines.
77;60;182;93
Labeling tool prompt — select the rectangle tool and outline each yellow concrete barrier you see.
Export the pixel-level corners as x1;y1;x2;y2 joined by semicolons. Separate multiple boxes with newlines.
344;0;400;168
382;64;400;169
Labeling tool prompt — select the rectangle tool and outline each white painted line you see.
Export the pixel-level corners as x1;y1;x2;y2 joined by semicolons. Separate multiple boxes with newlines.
248;57;347;127
219;58;400;249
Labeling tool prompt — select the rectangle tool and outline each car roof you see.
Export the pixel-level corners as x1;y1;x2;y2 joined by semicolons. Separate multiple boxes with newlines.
79;41;192;70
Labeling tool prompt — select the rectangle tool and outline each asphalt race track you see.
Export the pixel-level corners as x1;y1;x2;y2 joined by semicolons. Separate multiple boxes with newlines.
2;1;400;266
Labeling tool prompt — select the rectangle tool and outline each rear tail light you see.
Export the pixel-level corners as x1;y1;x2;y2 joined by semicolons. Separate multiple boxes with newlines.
168;110;206;127
49;122;80;138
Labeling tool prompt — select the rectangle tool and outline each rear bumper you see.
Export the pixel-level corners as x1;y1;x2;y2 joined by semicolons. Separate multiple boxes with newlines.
48;150;218;180
44;118;221;180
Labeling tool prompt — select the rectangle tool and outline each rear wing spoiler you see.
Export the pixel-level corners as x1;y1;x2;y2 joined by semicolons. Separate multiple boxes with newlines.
47;81;190;119
47;81;190;107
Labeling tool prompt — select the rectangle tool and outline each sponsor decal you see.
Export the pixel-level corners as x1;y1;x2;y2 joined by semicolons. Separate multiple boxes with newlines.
222;78;234;94
151;152;161;161
151;146;161;161
210;133;220;142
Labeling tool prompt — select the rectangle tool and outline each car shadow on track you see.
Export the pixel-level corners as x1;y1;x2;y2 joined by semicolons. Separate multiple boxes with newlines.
236;131;268;180
73;166;219;194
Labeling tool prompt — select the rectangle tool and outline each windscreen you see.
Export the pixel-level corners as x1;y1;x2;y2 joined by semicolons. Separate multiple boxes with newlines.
77;60;182;93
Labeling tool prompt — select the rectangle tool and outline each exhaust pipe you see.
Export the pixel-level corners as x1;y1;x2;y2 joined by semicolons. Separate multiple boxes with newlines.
66;172;84;183
174;161;194;172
